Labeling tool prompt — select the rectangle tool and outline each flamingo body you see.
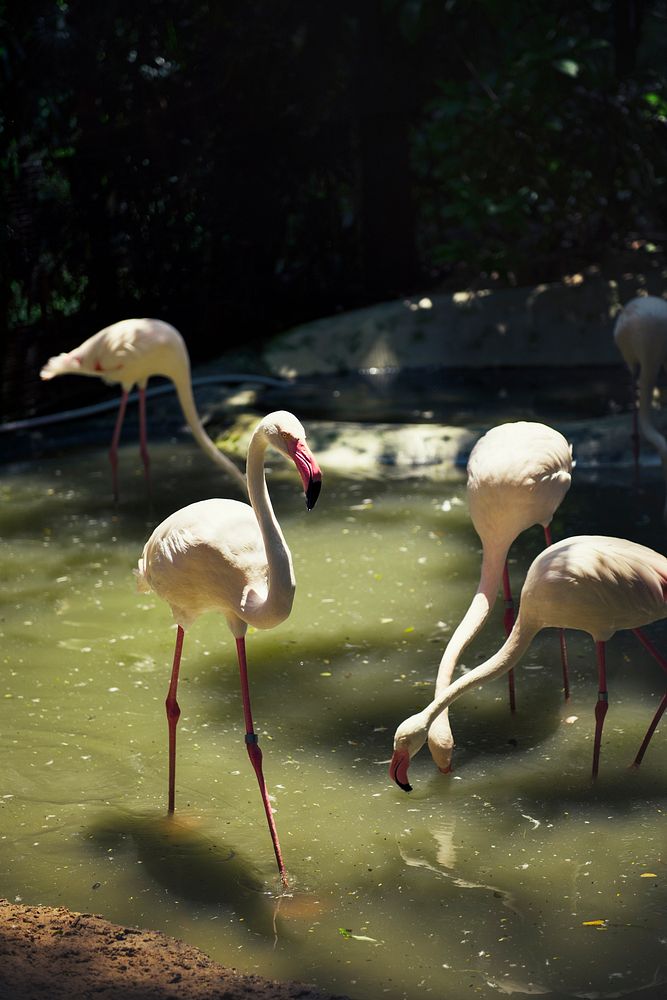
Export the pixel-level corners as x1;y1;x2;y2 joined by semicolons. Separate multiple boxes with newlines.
614;296;667;390
136;497;292;633
517;535;667;640
614;295;667;518
392;535;667;790
466;422;572;547
136;411;322;884
41;317;187;390
427;421;572;772
41;318;246;497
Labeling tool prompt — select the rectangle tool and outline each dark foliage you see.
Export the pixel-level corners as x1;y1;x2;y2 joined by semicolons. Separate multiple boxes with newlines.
2;0;666;419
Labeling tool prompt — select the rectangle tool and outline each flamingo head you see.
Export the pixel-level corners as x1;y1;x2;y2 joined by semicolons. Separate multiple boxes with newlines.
261;411;322;509
291;437;322;510
389;710;430;792
40;352;82;380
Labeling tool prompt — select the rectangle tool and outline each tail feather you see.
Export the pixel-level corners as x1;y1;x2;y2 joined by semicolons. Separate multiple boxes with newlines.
134;559;152;594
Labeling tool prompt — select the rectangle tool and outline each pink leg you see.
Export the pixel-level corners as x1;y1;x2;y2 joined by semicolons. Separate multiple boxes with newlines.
592;641;608;779
235;637;288;887
543;525;570;700
109;390;129;502
165;625;184;814
631;628;667;767
138;386;151;499
502;561;516;712
633;693;667;767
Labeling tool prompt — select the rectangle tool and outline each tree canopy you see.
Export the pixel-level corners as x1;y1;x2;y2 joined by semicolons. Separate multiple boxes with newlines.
2;0;666;419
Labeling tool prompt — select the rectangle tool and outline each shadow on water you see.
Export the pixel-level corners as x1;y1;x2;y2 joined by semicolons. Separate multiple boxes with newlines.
84;809;302;941
4;408;667;1000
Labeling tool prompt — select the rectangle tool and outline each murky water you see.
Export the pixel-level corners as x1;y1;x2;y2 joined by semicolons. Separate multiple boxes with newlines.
2;436;667;1000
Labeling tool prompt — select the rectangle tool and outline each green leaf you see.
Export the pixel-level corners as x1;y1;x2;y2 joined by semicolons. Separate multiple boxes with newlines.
553;59;579;78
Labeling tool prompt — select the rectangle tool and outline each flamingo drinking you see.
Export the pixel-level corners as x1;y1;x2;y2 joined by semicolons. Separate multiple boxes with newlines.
392;535;667;790
40;318;246;500
428;421;572;773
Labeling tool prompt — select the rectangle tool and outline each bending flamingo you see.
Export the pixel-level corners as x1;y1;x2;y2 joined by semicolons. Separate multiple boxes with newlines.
40;318;246;500
427;421;572;773
135;410;322;885
614;295;667;511
391;535;667;791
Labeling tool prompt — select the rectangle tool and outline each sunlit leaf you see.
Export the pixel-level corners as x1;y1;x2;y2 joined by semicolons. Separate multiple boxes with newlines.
553;58;579;77
644;92;667;115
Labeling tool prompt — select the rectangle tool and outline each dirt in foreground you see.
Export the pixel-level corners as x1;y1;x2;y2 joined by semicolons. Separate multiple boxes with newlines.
0;899;351;1000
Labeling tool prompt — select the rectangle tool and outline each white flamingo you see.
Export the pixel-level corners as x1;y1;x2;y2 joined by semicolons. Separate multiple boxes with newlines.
427;421;572;773
135;410;322;885
391;535;667;791
40;318;246;500
614;295;667;512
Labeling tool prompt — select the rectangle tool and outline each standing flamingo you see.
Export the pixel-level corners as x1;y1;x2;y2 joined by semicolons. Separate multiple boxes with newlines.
427;421;572;774
134;410;322;885
614;295;667;512
391;535;667;791
40;318;246;500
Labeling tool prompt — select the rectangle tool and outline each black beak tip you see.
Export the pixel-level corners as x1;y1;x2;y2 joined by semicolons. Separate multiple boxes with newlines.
305;477;322;510
397;779;412;793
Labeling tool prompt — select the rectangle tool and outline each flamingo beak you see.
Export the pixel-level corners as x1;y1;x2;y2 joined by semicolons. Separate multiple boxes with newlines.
292;440;322;510
389;748;412;792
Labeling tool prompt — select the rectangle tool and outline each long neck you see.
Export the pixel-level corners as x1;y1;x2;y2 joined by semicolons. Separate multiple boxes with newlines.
245;430;296;628
435;539;509;694
172;371;247;495
638;378;667;472
426;614;536;729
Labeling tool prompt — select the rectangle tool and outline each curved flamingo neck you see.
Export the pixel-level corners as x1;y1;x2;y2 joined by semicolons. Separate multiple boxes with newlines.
170;366;247;494
426;614;535;729
435;539;510;693
245;428;295;628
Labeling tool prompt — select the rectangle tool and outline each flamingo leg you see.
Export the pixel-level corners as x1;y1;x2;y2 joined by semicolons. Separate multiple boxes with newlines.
109;389;129;502
630;628;667;767
592;641;608;779
166;625;184;814
502;561;517;712
235;637;288;887
543;524;570;700
138;386;151;499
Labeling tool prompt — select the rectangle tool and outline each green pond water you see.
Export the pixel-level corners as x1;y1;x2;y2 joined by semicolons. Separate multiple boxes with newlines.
1;435;667;1000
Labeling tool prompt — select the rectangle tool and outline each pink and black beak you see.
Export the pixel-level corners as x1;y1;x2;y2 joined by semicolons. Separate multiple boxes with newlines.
389;748;412;792
292;439;322;510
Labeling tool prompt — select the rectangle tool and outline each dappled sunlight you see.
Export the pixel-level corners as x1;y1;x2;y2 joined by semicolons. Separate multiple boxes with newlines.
2;448;667;998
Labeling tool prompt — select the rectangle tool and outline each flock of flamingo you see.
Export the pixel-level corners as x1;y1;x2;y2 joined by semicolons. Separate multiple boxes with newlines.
39;295;667;883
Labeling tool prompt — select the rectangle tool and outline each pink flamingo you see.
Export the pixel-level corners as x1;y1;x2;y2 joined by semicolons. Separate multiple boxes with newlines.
391;535;667;791
427;421;572;774
614;295;667;505
40;318;246;500
135;410;322;886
